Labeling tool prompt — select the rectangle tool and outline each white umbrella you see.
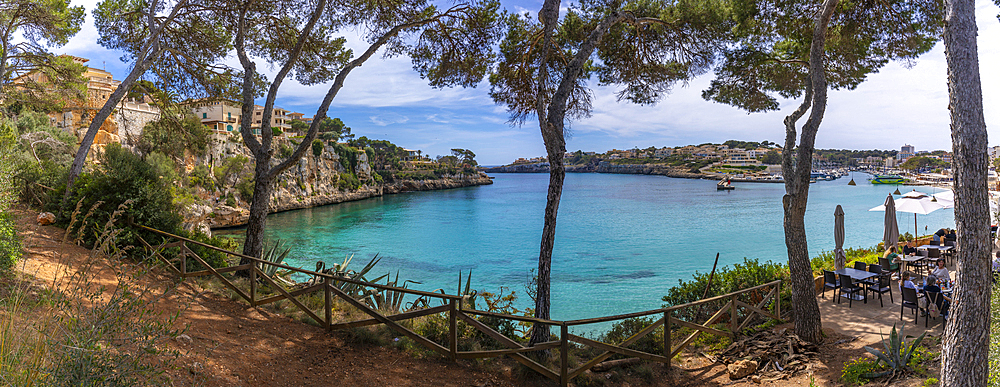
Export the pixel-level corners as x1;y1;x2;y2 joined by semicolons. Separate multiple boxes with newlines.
932;190;954;209
870;194;946;239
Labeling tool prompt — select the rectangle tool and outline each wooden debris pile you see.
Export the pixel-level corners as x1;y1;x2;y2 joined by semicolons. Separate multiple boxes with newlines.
715;328;819;380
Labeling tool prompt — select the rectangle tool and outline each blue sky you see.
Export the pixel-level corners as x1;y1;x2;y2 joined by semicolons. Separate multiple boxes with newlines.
56;0;1000;165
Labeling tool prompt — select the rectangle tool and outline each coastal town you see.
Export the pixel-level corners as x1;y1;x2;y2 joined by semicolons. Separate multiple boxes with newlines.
494;142;979;187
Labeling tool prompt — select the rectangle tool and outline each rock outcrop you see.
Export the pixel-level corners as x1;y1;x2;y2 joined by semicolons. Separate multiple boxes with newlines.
180;135;494;233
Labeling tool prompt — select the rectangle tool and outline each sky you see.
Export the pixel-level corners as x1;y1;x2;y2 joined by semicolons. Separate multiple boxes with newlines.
53;0;1000;165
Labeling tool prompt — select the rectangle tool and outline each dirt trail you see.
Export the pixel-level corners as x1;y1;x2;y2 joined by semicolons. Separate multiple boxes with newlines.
10;207;939;386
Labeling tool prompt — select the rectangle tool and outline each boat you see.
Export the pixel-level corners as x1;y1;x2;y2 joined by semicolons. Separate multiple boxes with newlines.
870;174;905;184
717;179;735;191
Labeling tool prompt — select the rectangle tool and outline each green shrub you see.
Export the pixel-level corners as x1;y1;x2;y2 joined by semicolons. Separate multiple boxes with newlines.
271;127;282;136
53;144;182;259
279;143;294;159
236;176;255;201
841;357;879;386
188;164;215;191
337;173;360;191
662;258;790;322
601;317;663;357
0;213;21;272
312;139;323;157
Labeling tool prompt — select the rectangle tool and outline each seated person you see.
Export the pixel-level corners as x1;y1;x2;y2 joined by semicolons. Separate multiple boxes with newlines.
899;271;917;292
945;229;956;242
920;275;943;310
884;246;901;272
931;259;950;281
902;241;918;256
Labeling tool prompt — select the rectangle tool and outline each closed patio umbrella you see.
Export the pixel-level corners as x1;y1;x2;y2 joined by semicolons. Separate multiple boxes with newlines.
834;205;846;270
881;195;899;250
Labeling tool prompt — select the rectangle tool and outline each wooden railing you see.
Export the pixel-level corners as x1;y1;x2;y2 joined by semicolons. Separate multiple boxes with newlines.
135;225;783;386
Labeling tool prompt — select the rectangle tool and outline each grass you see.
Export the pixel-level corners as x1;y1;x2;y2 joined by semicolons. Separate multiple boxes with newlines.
990;280;1000;387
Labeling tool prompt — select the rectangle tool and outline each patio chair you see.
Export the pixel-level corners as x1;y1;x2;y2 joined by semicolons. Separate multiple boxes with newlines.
901;287;921;323
866;270;893;307
853;261;866;271
923;291;947;328
822;270;840;301
878;257;898;277
838;273;866;308
943;241;955;264
859;263;881;288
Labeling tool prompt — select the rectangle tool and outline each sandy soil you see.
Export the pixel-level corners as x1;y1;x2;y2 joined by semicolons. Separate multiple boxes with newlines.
9;206;942;386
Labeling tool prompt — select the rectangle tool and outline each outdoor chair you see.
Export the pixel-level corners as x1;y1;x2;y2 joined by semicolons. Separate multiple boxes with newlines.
878;257;898;277
838;273;866;308
866;269;893;307
901;287;921;323
822;270;840;300
923;291;947;328
853;261;866;271
943;241;956;264
860;263;881;288
930;239;941;246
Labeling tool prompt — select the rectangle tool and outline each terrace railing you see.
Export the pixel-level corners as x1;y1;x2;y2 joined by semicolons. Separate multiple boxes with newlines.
135;225;783;386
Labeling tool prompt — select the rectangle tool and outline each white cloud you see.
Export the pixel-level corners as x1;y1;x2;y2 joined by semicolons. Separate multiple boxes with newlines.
369;112;409;126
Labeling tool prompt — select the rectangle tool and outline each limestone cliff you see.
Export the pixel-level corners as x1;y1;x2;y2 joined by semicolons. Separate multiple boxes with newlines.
182;134;493;234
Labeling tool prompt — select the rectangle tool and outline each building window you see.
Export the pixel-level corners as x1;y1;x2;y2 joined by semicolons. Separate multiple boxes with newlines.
228;112;232;120
202;113;207;119
227;125;233;132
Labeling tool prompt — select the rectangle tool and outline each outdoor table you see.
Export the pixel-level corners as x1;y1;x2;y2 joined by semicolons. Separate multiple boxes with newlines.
917;245;953;252
900;256;926;277
833;268;878;300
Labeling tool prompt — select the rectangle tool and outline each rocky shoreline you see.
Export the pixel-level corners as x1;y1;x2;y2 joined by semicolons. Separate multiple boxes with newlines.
188;174;493;232
483;161;716;179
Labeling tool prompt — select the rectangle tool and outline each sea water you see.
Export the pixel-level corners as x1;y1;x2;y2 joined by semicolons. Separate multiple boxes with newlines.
260;171;954;322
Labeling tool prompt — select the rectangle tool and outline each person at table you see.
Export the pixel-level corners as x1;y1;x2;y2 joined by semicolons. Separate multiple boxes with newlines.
902;240;918;256
945;229;956;242
931;259;950;281
919;275;942;311
899;271;917;292
883;246;901;272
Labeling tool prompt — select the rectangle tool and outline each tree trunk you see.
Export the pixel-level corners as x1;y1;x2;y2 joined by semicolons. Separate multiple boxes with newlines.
940;0;990;382
778;0;837;345
62;55;156;207
529;144;565;346
241;151;273;262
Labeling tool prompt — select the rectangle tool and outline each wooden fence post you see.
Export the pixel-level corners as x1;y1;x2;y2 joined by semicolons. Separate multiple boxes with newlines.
180;243;187;276
325;278;333;331
664;310;672;368
250;267;257;307
775;281;782;320
561;323;569;387
449;298;458;360
729;296;737;338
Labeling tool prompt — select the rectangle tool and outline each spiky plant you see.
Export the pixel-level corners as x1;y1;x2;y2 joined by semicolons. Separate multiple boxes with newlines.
863;323;927;378
259;240;291;278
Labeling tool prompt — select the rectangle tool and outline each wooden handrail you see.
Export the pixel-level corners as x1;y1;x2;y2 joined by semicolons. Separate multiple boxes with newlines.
135;223;785;387
134;223;463;300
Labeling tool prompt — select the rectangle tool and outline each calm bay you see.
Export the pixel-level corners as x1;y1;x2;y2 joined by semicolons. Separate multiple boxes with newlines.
260;171;955;321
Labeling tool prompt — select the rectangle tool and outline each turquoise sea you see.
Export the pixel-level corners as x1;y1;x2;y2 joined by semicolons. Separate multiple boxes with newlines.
260;172;955;322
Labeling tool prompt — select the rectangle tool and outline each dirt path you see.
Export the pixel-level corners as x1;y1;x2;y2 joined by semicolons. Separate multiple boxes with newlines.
9;207;941;386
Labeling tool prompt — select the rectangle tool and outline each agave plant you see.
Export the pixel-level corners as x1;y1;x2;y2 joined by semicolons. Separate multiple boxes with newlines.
368;271;422;313
259;239;291;278
324;254;388;300
863;323;927;378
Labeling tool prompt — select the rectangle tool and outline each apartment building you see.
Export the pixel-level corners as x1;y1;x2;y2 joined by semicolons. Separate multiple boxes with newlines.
190;100;242;133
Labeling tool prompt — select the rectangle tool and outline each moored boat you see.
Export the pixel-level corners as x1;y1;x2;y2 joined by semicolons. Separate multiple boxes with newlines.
717;179;735;190
870;174;905;184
